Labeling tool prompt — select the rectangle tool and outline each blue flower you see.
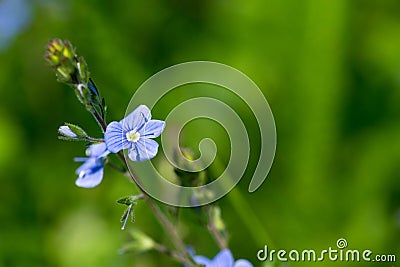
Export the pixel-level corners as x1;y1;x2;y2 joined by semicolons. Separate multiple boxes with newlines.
192;249;253;267
105;105;165;162
74;143;109;188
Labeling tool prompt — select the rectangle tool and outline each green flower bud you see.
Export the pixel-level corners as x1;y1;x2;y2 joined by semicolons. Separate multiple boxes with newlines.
46;39;63;54
55;67;71;82
45;53;60;65
74;84;91;106
45;39;77;84
62;40;75;59
210;206;226;232
45;38;103;111
76;56;89;84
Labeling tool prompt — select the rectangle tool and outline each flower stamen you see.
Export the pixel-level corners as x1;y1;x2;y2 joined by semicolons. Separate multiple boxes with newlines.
126;129;140;142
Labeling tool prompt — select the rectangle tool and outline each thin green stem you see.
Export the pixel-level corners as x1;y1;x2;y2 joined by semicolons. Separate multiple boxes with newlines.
105;159;127;173
115;152;198;267
206;207;227;250
154;243;197;266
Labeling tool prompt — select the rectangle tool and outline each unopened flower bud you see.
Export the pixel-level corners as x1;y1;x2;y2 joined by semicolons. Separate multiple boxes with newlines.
55;66;71;82
210;206;226;232
76;56;89;84
45;39;77;84
58;125;78;139
58;123;88;140
45;38;100;110
47;38;63;53
62;40;74;59
74;83;92;106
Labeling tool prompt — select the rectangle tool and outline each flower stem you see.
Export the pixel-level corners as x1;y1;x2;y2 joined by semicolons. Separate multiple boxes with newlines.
105;160;127;173
86;137;104;143
154;243;195;266
206;207;227;250
90;104;107;132
142;193;197;265
115;152;198;267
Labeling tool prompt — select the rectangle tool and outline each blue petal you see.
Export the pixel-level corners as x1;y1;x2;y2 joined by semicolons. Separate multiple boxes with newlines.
120;105;151;132
58;125;78;138
75;158;91;175
128;138;159;162
75;165;104;188
87;80;99;96
193;255;212;266
105;121;131;153
75;157;102;175
86;143;109;157
212;249;234;267
139;120;165;138
234;259;253;267
74;157;88;163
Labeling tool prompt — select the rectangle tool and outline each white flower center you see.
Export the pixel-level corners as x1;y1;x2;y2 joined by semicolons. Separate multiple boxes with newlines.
126;129;141;142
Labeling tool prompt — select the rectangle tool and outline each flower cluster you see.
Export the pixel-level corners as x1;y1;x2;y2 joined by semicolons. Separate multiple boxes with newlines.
47;38;253;267
60;105;165;188
73;143;109;188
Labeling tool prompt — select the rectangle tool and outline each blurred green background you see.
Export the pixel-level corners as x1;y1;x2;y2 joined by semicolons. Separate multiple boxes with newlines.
1;0;399;266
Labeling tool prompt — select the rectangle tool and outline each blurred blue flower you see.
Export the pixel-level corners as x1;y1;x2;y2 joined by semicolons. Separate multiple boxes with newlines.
0;0;31;51
105;105;165;162
192;249;253;267
74;143;109;188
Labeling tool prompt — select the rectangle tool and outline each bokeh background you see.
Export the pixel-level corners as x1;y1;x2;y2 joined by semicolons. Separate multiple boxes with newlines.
1;0;399;266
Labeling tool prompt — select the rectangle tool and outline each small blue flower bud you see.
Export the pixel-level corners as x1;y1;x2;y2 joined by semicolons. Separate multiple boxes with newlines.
58;125;78;138
58;123;88;141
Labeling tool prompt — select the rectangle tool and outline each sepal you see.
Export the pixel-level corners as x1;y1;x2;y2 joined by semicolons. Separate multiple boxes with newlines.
58;123;88;141
117;195;143;230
